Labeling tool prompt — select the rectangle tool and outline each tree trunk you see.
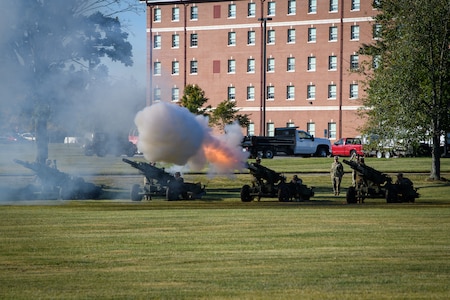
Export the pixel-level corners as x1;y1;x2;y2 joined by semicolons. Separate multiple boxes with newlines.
430;133;441;180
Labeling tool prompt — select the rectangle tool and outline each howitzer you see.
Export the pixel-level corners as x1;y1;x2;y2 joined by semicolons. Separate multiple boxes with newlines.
14;159;102;200
122;158;175;184
122;158;205;201
342;159;418;204
241;162;314;202
343;159;391;185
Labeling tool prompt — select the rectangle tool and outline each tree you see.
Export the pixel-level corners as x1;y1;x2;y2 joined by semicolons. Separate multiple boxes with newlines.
209;100;250;133
0;0;139;163
179;84;211;116
359;0;450;180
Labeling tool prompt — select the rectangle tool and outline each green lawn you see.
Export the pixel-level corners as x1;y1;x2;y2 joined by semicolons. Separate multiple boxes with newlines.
1;143;450;299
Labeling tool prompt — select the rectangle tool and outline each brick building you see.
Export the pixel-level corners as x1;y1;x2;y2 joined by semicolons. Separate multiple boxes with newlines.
140;0;378;140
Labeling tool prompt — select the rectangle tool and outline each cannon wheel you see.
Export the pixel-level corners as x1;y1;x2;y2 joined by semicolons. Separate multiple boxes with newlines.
346;186;357;204
264;149;275;159
277;184;290;202
166;186;180;201
240;185;253;202
131;184;142;201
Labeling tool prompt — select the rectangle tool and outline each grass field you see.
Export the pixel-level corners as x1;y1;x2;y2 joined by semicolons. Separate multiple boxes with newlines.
1;143;450;299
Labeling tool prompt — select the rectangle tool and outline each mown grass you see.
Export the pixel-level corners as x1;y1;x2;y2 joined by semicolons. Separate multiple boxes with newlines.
1;143;450;299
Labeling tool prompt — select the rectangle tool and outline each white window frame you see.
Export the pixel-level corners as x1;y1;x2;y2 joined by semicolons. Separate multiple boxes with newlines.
190;33;198;47
172;61;179;75
351;0;360;11
267;30;276;44
328;55;337;70
308;27;317;42
228;32;236;46
247;58;256;73
307;56;316;71
350;84;359;99
248;2;256;17
190;60;198;74
287;85;295;100
268;2;276;16
308;0;317;13
171;87;179;101
228;4;236;18
267;58;275;72
228;59;236;73
154;8;161;22
328;84;337;99
329;0;338;12
267;86;275;100
154;88;161;101
287;57;295;71
288;0;296;15
287;28;296;43
247;86;255;101
153;61;161;76
248;30;256;45
172;7;180;22
172;34;179;48
350;54;359;70
228;87;236;100
190;6;198;20
351;25;360;40
153;35;161;49
307;85;316;99
329;26;338;41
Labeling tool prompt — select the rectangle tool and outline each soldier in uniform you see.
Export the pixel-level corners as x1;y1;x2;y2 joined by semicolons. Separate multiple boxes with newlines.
330;156;344;196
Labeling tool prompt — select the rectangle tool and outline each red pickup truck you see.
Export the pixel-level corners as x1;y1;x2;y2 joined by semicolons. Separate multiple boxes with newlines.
332;138;364;157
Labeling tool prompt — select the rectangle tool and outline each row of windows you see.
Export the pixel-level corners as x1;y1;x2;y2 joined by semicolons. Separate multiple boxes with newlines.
153;54;365;76
153;25;378;49
153;0;377;22
247;122;338;139
153;83;359;103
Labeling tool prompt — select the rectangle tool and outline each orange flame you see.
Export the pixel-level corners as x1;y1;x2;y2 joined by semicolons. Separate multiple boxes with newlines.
202;143;237;167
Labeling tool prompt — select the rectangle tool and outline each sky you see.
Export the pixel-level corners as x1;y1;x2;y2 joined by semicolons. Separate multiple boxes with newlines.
108;7;147;87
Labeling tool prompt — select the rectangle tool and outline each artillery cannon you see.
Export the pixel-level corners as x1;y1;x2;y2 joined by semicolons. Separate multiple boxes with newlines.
343;159;419;203
14;159;102;200
122;158;205;201
240;161;314;202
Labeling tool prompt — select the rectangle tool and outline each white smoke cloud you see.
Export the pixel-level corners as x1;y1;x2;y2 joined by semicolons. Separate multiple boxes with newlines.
134;102;248;174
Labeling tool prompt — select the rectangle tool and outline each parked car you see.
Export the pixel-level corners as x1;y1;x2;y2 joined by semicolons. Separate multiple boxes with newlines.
19;133;36;141
332;138;364;157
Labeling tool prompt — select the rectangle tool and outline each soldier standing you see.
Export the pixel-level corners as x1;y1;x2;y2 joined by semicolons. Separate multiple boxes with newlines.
330;156;344;196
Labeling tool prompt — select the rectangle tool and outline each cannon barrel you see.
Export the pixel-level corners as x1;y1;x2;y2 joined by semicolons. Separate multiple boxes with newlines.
14;159;101;199
122;158;175;183
343;159;391;185
245;162;284;184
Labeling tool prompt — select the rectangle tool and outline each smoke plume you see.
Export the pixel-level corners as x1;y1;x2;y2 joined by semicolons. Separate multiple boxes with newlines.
134;102;248;174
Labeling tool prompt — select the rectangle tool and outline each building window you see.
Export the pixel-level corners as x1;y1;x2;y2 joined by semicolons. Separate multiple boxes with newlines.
248;2;256;17
190;6;198;20
308;27;317;42
154;62;161;75
328;84;337;99
268;2;276;16
247;86;255;100
287;28;296;43
287;85;295;100
307;56;316;71
373;0;382;9
288;0;296;15
154;8;161;22
308;0;317;13
228;59;236;73
267;122;275;136
287;57;295;71
373;55;381;69
228;4;236;18
153;35;161;49
267;86;275;100
373;24;382;39
171;87;179;101
328;55;337;70
307;122;315;136
154;88;161;101
267;30;275;44
351;25;360;40
228;87;236;100
172;7;180;21
329;26;338;41
351;0;360;11
172;34;179;48
190;33;198;47
247;123;255;136
287;121;295;127
190;60;198;74
267;58;275;72
172;61;179;75
248;30;256;45
350;84;359;98
350;54;359;70
328;122;336;139
228;32;236;46
307;84;316;99
247;58;255;73
329;0;338;12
